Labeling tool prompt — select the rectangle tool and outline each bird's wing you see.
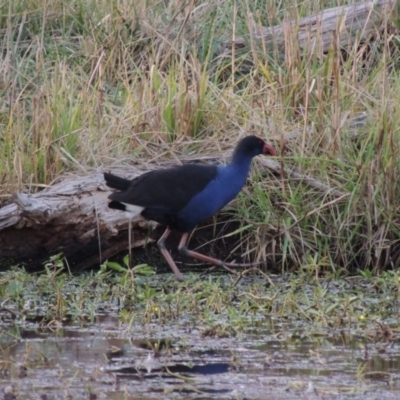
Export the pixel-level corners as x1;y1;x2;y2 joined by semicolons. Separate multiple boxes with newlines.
108;164;218;212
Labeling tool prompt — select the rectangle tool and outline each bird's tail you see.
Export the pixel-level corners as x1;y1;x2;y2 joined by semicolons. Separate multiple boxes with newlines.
104;172;130;191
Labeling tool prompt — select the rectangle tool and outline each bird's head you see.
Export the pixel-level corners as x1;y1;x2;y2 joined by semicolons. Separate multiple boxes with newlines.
235;135;277;159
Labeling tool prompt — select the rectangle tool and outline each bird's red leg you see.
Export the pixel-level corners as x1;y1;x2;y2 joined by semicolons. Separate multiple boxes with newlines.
178;233;262;272
157;228;184;282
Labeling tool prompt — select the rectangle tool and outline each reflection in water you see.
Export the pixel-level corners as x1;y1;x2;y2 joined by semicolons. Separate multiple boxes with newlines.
1;316;400;399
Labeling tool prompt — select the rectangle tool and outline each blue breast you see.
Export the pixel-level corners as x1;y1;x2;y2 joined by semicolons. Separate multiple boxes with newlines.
177;162;251;231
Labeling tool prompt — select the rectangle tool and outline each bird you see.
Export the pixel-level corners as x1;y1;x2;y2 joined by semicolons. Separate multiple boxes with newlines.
104;135;277;281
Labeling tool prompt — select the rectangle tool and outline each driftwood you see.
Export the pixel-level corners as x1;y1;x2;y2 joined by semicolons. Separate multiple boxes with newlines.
220;0;395;55
0;170;155;269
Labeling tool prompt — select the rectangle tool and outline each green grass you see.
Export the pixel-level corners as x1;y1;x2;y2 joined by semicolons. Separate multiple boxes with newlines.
1;0;400;274
1;264;399;331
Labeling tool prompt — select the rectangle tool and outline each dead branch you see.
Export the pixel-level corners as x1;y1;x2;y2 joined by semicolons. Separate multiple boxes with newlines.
219;0;395;55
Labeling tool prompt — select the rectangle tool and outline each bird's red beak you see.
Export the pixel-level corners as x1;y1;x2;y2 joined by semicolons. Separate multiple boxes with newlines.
263;143;277;156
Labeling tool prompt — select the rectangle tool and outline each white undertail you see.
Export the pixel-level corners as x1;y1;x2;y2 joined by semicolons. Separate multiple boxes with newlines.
123;203;144;219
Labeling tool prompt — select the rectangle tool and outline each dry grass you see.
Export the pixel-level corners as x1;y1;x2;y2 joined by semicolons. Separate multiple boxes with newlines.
1;0;400;274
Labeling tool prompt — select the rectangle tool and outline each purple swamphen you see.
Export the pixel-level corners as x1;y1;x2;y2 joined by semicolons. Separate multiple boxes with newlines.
104;135;277;281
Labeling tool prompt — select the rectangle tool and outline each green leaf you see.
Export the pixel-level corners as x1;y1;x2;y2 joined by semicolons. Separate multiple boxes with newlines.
104;261;128;272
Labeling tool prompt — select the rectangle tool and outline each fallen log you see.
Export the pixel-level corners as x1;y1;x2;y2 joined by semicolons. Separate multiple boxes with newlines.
219;0;395;55
0;170;155;269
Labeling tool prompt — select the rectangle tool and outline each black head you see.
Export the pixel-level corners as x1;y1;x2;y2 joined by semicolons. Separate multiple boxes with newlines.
234;135;277;159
